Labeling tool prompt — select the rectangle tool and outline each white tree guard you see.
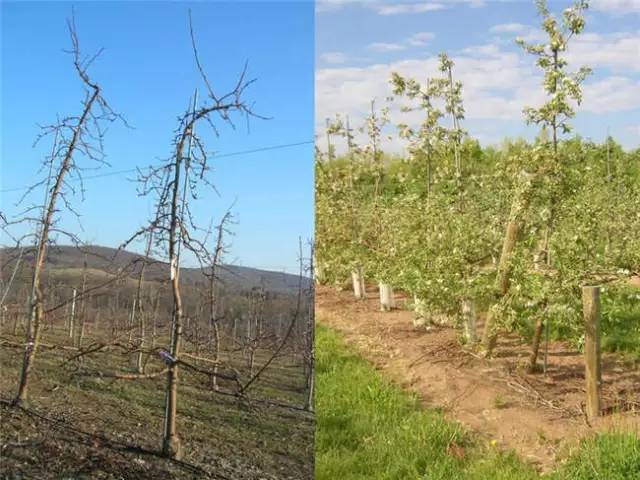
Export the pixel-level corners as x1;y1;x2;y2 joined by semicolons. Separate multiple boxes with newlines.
379;283;395;312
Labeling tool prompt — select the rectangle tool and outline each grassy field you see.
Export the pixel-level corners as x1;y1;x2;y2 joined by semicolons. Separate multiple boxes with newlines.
315;325;640;480
0;327;313;479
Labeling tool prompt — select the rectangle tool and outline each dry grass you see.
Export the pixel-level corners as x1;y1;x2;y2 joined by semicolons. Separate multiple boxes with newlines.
0;326;313;479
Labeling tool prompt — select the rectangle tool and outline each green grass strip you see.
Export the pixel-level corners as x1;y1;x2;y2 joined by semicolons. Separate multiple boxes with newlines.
315;324;640;480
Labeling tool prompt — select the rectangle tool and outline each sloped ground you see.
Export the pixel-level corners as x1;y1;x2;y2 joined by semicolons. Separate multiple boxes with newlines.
316;285;640;472
0;330;313;480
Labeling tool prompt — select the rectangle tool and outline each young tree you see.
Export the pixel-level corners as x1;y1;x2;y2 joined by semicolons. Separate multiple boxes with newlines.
435;53;465;179
130;13;263;459
525;0;590;368
244;286;267;377
7;15;124;405
390;72;445;195
239;239;306;396
325;115;367;297
203;209;234;390
518;0;590;163
132;231;154;373
0;247;25;311
481;0;591;359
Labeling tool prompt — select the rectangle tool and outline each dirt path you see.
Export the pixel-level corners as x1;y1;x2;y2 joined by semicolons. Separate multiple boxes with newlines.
316;285;640;472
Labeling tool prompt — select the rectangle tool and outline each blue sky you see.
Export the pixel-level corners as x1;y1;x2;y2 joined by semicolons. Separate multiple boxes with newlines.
316;0;640;152
1;1;314;273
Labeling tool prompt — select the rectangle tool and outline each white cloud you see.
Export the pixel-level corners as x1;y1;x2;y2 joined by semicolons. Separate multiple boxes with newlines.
319;52;351;65
407;32;436;46
317;36;640;152
375;2;445;15
315;0;354;14
316;4;639;151
466;0;487;6
317;0;487;16
316;46;543;153
582;76;640;113
591;0;640;14
567;32;640;72
373;0;488;15
625;124;640;136
461;43;502;56
489;22;527;34
489;26;640;73
366;32;435;52
368;42;407;52
489;22;546;44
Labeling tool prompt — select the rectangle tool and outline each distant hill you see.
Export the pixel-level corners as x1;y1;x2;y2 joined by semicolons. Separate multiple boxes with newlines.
0;245;308;294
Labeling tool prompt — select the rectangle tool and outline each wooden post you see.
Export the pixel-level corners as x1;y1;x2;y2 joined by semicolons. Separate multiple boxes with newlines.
68;288;77;340
379;283;395;311
128;297;137;344
582;285;601;421
151;293;159;348
77;256;87;348
351;266;365;299
461;299;476;344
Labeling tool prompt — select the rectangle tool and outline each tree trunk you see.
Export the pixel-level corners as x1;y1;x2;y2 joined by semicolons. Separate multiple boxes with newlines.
446;64;462;178
313;253;326;285
14;84;98;403
232;316;237;342
161;124;189;460
210;313;220;391
481;171;534;356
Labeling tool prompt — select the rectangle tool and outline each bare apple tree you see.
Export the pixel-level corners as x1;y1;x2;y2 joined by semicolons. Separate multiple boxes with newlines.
127;12;264;459
203;209;234;391
3;14;126;405
239;239;307;396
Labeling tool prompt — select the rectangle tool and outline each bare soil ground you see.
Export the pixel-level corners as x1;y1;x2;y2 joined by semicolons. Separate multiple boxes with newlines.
0;329;313;480
316;284;640;472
